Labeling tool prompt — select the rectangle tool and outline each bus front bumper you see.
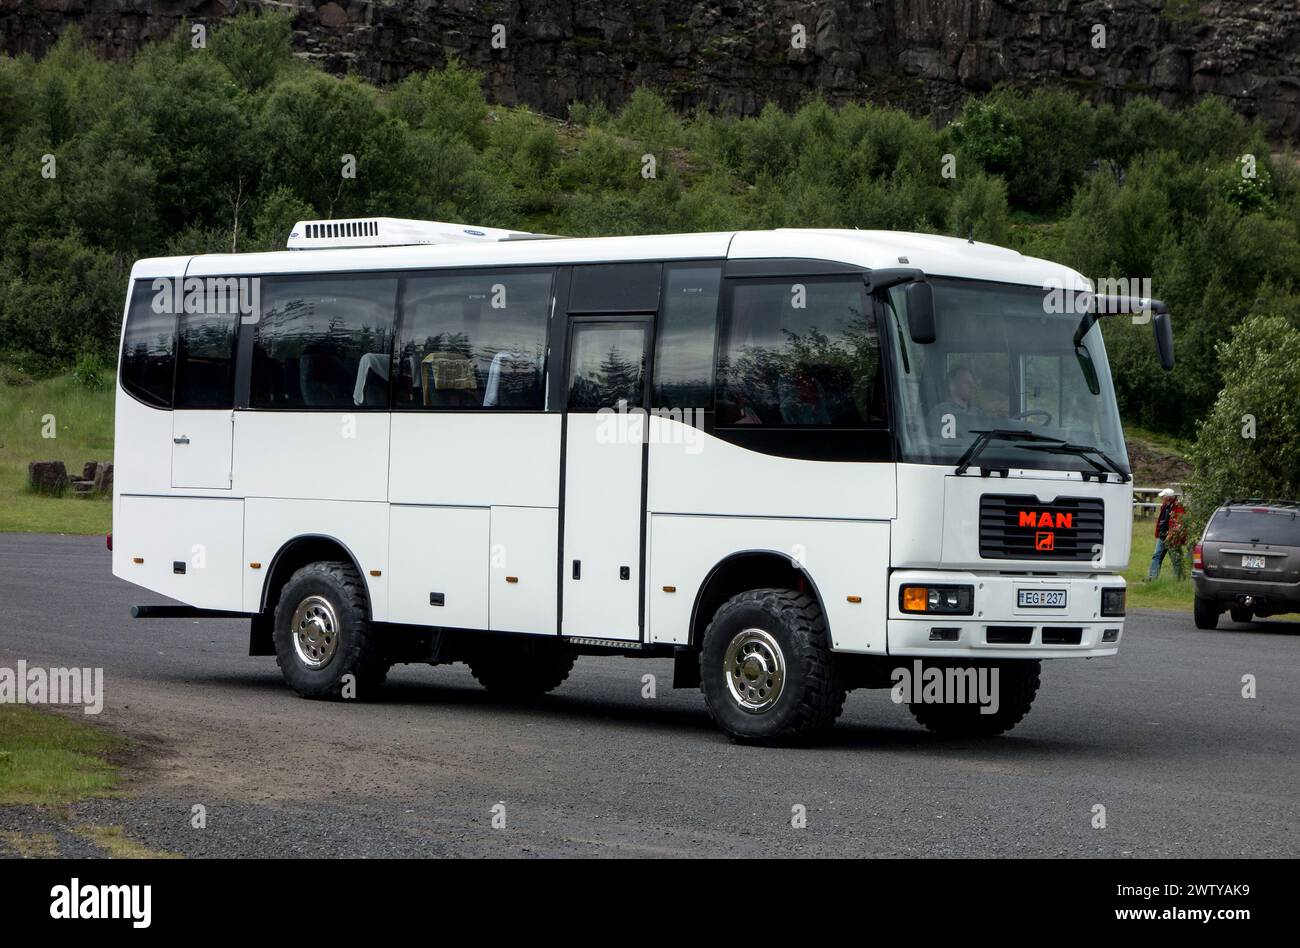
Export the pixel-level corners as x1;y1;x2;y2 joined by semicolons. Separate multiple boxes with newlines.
885;570;1125;659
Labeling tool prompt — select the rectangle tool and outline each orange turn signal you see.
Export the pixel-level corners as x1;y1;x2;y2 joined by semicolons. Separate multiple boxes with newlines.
901;586;928;612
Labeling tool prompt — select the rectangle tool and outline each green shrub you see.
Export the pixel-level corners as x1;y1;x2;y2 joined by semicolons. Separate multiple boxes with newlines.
1187;315;1300;531
71;351;106;390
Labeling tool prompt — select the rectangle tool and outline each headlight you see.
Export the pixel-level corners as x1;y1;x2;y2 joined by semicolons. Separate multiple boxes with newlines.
1101;587;1126;617
900;584;974;615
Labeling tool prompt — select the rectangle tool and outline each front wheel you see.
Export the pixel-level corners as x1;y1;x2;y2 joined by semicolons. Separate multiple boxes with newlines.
700;589;845;746
1194;596;1220;630
907;659;1040;737
273;561;389;700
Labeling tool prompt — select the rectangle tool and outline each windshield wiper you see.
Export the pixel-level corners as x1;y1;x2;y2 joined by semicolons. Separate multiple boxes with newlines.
1018;440;1132;483
955;429;1131;482
954;429;1067;475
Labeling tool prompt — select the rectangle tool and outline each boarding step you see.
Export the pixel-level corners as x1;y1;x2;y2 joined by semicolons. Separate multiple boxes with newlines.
564;636;645;651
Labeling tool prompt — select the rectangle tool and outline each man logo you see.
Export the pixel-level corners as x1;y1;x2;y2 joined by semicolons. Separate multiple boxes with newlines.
1035;532;1056;552
1019;510;1073;529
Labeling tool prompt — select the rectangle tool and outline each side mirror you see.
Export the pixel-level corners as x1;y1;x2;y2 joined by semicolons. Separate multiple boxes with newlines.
906;281;936;344
1153;308;1174;371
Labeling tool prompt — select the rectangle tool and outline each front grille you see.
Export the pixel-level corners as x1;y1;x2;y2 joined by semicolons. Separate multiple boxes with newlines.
980;494;1105;561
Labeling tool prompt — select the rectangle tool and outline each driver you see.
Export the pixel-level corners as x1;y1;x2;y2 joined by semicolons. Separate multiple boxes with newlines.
933;365;979;437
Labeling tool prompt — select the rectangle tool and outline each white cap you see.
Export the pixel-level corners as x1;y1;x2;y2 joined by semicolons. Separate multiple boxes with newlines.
1158;488;1177;498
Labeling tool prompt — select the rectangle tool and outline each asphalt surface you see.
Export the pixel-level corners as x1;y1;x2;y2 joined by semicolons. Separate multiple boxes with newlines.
1;532;1297;858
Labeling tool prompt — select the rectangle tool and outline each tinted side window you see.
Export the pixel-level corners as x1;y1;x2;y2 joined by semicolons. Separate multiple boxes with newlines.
716;278;884;427
251;274;397;409
175;279;241;409
652;264;720;411
567;323;647;411
120;279;176;408
393;269;552;410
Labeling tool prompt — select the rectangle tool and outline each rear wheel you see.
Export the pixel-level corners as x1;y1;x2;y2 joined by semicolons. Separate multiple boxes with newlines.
465;639;577;699
1194;596;1220;630
700;588;845;745
907;659;1040;737
1229;606;1253;625
273;561;389;700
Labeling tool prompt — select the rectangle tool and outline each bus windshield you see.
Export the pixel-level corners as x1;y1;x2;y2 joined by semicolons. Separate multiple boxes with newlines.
884;278;1129;475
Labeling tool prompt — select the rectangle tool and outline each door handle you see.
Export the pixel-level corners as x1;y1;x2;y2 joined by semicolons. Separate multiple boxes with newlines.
173;436;190;445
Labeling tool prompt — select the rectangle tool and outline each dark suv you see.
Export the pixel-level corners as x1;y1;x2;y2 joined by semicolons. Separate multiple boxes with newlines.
1193;500;1300;629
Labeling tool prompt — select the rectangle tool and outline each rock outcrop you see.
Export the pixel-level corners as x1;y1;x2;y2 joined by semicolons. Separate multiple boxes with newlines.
3;1;1298;140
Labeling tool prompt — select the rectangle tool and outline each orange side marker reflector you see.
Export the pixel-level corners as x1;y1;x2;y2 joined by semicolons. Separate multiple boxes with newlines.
132;557;143;564
505;576;519;584
249;562;262;569
662;585;676;593
847;595;862;604
369;569;382;577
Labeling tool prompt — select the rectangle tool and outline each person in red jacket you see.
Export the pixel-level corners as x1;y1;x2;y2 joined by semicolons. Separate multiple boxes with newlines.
1148;488;1186;580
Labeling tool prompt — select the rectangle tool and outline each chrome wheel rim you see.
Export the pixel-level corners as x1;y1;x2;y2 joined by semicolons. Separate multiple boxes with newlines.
723;627;785;713
291;595;339;669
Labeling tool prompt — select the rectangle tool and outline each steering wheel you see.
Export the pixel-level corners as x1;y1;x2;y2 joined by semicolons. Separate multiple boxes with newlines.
1011;409;1054;425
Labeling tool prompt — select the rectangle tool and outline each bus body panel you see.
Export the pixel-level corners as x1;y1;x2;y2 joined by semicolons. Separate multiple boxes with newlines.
489;506;559;635
647;514;892;654
388;412;560;508
387;505;489;629
233;412;391;503
171;409;234;489
242;498;389;619
114;495;243;609
646;417;896;521
113;387;175;498
562;413;644;640
892;463;1133;572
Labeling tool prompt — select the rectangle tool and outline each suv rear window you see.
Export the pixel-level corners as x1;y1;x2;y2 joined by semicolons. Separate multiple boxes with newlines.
1205;508;1300;545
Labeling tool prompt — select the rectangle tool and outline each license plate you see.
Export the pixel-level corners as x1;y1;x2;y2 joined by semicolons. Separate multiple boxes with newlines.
1241;555;1266;569
1018;589;1066;608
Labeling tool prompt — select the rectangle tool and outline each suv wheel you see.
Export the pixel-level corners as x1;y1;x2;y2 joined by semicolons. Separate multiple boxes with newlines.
1229;606;1254;625
1193;596;1220;630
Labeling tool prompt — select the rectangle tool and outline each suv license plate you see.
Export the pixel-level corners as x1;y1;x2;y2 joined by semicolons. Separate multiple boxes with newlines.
1242;555;1266;569
1018;589;1066;608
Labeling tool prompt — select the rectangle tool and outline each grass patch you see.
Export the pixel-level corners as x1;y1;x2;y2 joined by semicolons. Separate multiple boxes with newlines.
0;705;124;805
72;824;181;859
1125;517;1193;611
0;830;60;857
0;371;114;535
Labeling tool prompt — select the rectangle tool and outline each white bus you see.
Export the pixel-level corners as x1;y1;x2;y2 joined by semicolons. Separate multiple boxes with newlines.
111;220;1174;744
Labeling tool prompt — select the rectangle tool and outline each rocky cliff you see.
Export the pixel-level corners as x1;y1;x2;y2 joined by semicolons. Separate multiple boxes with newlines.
4;1;1299;139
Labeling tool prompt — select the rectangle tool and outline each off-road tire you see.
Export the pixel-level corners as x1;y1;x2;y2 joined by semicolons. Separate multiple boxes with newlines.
1229;606;1253;625
699;588;845;746
907;659;1040;737
465;639;577;699
273;561;389;700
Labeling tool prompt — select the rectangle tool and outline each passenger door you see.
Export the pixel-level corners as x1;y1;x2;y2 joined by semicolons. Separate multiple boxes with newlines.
561;319;651;641
171;281;239;489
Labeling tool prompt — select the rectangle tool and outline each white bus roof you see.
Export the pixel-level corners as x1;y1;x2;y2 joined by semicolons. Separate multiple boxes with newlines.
135;227;1089;291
